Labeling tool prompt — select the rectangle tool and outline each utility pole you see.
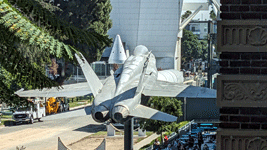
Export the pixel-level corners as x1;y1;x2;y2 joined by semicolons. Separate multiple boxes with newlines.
207;0;220;89
207;21;213;88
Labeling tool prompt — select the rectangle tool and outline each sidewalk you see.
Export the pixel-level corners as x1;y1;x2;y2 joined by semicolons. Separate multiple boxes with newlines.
133;133;160;150
69;103;92;111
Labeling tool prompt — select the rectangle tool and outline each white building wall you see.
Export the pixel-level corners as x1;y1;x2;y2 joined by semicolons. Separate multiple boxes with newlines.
189;22;208;40
108;0;182;69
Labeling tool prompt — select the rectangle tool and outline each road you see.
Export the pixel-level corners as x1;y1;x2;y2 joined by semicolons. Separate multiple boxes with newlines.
0;106;106;150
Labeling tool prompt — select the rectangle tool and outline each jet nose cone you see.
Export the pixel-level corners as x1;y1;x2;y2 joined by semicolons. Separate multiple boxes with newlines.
92;105;109;123
112;105;130;123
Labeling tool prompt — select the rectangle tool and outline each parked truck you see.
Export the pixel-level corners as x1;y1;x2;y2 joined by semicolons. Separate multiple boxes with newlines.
12;100;46;124
46;97;69;115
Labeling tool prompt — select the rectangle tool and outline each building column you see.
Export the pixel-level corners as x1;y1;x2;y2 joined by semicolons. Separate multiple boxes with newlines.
217;1;267;149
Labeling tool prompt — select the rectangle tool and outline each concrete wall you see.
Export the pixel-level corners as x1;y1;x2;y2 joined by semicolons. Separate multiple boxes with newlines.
178;98;219;121
186;98;219;120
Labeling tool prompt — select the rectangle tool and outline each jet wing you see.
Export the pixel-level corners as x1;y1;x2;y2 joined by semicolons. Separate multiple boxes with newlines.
130;104;177;122
42;106;92;121
177;85;216;98
142;80;216;98
15;82;91;98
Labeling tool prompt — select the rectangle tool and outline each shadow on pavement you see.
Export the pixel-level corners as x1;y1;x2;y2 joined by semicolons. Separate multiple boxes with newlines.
73;124;106;133
3;120;15;126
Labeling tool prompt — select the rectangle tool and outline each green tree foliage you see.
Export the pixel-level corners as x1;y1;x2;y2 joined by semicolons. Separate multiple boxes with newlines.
139;97;183;136
0;67;30;106
181;30;209;69
45;0;113;84
181;29;203;68
210;10;216;20
199;40;208;61
0;0;112;106
181;10;192;22
54;0;112;61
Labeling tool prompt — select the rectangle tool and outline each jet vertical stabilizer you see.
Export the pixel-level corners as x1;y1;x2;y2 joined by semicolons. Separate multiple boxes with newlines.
75;53;103;97
108;34;127;64
135;51;152;95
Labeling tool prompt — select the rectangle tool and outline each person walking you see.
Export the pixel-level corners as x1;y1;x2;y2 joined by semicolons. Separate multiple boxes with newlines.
198;132;204;150
153;139;160;150
164;134;169;147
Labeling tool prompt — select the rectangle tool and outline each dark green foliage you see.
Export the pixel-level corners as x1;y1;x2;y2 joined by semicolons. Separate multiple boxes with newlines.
199;40;208;61
139;97;183;134
0;67;31;107
181;29;202;67
0;0;112;106
210;10;216;20
181;30;209;69
181;10;192;22
7;0;112;48
55;0;113;61
0;45;58;90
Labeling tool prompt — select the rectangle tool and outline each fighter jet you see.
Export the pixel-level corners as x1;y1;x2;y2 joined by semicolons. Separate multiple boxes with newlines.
16;45;216;123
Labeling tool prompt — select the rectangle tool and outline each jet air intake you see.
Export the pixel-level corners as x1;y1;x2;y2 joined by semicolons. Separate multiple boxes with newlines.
112;105;130;123
92;105;109;123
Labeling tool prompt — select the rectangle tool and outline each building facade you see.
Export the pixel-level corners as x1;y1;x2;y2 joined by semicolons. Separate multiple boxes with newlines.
217;1;267;149
107;0;183;69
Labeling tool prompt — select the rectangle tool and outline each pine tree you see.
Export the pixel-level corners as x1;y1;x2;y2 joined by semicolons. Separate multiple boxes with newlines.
45;0;113;84
0;0;112;106
54;0;112;61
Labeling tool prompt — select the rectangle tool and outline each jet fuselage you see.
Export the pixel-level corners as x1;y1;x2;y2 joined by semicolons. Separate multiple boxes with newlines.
91;45;157;123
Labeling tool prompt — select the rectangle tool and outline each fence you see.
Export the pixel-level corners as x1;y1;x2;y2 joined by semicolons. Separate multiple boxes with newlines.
178;120;194;133
145;120;194;150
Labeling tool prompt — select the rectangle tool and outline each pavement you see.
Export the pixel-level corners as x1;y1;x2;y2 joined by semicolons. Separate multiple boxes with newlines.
0;104;161;150
70;103;92;111
0;105;105;150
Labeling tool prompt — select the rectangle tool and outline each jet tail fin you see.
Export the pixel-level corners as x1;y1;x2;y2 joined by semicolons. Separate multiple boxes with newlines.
135;51;152;95
130;104;177;122
75;53;103;97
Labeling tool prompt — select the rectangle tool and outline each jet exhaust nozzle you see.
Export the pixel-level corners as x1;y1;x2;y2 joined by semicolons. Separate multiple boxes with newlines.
92;105;109;123
112;105;129;123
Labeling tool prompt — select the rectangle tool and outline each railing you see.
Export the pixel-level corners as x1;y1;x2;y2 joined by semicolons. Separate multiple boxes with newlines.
194;119;220;123
183;79;194;85
146;145;153;150
146;120;194;150
178;120;194;133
